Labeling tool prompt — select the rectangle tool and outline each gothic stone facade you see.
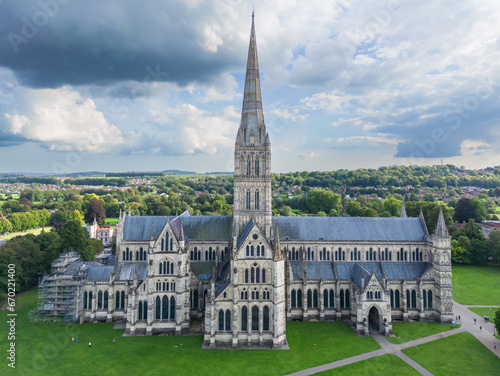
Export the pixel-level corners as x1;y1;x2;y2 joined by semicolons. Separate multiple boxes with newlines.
79;15;453;348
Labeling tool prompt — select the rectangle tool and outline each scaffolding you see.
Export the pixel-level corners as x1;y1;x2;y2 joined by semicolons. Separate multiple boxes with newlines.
29;252;85;324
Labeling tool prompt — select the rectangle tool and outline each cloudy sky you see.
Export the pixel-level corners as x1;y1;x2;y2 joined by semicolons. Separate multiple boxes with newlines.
1;0;500;174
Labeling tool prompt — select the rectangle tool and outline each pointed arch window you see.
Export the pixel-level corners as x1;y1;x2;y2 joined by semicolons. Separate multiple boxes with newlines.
255;160;260;176
225;310;231;331
251;305;259;331
324;289;329;308
155;296;161;320
262;268;266;283
411;289;417;308
263;306;269;331
297;289;303;308
423;290;427;309
395;289;400;308
255;191;260;209
340;289;345;308
428;290;433;308
256;267;260;283
246;160;251;175
241;306;248;331
104;291;109;309
83;291;88;309
345;289;350;307
98;291;103;309
246;191;251;209
170;296;175;320
307;289;312;308
193;290;199;309
291;289;296;308
162;296;168;320
329;289;334;308
139;301;144;321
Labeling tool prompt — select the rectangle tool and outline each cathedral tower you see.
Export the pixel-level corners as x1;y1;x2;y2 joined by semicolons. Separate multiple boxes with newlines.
233;13;272;239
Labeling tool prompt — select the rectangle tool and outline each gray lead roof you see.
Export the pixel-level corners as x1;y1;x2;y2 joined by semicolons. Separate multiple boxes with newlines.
123;215;426;243
273;217;426;242
123;215;233;241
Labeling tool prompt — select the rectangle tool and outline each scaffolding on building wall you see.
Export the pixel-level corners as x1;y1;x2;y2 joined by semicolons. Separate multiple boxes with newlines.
29;252;85;324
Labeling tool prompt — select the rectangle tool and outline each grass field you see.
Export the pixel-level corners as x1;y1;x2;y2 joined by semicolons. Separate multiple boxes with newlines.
452;264;500;305
1;226;53;240
402;332;500;376
0;289;381;376
467;306;499;319
104;218;119;225
0;193;20;200
315;354;420;376
387;322;460;344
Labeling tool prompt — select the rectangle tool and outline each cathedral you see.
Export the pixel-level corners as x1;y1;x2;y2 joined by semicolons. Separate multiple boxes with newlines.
80;14;453;348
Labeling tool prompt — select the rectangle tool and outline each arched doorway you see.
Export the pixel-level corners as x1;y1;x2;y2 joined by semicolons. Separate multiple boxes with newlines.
368;306;381;333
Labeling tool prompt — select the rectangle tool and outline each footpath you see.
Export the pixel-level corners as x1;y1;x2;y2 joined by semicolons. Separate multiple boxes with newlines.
285;301;498;376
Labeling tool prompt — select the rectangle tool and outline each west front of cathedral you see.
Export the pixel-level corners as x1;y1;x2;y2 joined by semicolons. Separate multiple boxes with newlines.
79;15;453;348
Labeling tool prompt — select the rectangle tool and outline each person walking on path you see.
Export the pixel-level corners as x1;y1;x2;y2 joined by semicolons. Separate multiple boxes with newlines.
89;341;92;348
494;343;496;350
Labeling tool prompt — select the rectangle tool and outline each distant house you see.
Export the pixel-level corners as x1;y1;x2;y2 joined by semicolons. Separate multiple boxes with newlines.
85;218;115;245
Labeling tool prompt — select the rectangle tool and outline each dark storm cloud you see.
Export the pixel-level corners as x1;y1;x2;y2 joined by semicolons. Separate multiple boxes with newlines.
0;0;238;88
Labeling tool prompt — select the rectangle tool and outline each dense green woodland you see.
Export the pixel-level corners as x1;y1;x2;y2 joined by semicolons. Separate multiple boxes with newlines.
1;164;500;299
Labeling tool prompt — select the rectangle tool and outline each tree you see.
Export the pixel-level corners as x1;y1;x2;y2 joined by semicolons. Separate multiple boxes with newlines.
0;217;13;233
361;208;377;217
346;200;362;217
382;197;402;217
90;239;104;255
304;189;342;214
280;206;293;216
1;236;43;291
466;238;490;265
487;230;500;264
68;210;84;226
85;198;106;224
59;220;95;261
451;239;466;263
453;198;477;223
494;307;500;336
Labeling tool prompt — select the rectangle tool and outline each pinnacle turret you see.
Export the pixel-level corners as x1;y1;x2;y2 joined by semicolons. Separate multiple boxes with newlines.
400;201;407;218
434;206;449;237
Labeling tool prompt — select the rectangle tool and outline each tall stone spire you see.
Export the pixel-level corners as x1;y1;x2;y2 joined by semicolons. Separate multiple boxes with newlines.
233;12;272;239
239;11;266;146
434;206;449;237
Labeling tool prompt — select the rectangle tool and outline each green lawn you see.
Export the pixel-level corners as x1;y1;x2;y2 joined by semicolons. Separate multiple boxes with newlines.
1;226;53;240
104;218;119;225
387;322;460;344
467;306;499;319
0;290;380;376
452;264;500;305
315;354;420;376
402;332;500;376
